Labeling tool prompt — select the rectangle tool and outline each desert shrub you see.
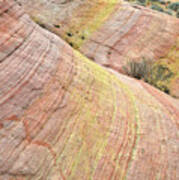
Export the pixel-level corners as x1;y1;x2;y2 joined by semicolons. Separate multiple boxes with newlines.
151;4;164;12
123;60;174;95
176;9;179;18
149;0;167;3
167;2;179;11
31;16;47;29
158;0;167;5
137;0;146;3
136;2;146;6
54;24;60;28
149;0;159;2
123;59;152;80
38;22;46;29
147;64;173;94
148;65;173;82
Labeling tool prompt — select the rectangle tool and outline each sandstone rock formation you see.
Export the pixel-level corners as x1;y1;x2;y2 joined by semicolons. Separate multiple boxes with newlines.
17;0;179;98
0;0;179;179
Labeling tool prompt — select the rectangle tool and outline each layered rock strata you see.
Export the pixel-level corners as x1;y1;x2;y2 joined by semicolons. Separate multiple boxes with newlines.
17;0;179;97
0;1;179;180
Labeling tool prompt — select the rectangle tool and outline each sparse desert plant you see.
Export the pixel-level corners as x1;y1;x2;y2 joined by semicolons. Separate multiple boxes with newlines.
158;0;167;5
123;59;174;95
147;64;174;94
31;16;47;29
121;0;176;17
150;0;159;2
167;2;179;11
123;58;152;81
151;4;164;12
137;0;146;3
176;9;179;18
136;1;146;6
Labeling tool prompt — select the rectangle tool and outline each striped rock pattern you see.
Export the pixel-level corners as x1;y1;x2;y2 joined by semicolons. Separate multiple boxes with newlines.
17;0;179;98
0;0;179;180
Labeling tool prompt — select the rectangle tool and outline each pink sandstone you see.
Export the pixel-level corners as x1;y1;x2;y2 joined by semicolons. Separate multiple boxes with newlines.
17;0;179;98
0;1;179;179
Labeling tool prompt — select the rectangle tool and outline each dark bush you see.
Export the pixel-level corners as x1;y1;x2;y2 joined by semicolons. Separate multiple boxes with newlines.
123;59;152;80
167;2;179;11
67;32;73;37
177;9;179;18
151;4;164;12
150;0;160;2
136;2;146;6
54;24;60;28
159;0;167;5
137;0;146;3
123;60;174;95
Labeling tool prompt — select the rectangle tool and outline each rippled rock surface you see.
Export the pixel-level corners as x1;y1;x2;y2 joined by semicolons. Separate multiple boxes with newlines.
17;0;179;98
0;1;179;179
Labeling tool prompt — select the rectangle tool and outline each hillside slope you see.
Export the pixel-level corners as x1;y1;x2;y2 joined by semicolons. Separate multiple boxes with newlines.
17;0;179;98
0;1;179;180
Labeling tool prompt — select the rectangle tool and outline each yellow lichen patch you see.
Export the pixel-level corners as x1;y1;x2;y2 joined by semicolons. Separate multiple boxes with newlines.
154;38;179;97
62;0;119;49
73;50;140;179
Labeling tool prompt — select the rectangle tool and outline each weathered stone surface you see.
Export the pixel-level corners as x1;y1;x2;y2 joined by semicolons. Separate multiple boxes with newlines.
17;0;179;98
0;1;179;179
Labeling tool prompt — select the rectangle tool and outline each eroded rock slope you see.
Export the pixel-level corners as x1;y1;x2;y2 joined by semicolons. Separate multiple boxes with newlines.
17;0;179;98
0;1;179;180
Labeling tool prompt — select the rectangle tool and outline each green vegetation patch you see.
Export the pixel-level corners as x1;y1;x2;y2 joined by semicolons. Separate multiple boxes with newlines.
151;4;164;12
123;59;174;95
125;0;179;18
167;2;179;11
